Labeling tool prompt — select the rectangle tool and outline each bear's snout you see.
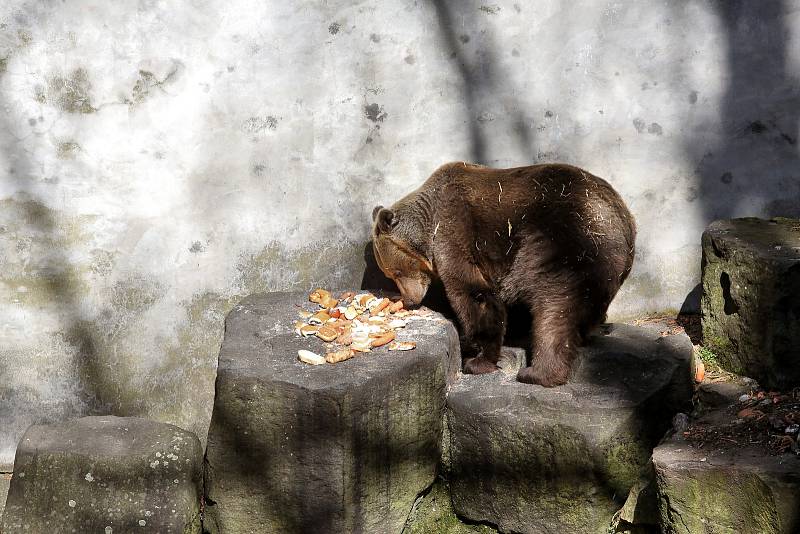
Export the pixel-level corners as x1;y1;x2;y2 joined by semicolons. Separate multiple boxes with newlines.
394;277;430;308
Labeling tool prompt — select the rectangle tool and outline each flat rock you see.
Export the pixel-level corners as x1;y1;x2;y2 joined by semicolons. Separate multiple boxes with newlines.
701;217;800;388
445;323;694;534
1;416;203;533
697;379;752;408
653;432;800;533
204;292;461;534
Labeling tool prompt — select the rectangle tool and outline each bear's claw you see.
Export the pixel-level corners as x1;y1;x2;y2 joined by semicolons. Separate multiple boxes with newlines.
463;356;500;375
517;365;569;387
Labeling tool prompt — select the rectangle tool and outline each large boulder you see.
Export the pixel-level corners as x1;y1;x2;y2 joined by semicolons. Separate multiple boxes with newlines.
1;416;203;533
653;434;800;533
701;217;800;388
445;323;694;534
203;292;461;534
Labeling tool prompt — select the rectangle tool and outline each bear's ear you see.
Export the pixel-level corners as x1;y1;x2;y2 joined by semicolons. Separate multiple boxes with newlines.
374;207;397;234
372;205;384;221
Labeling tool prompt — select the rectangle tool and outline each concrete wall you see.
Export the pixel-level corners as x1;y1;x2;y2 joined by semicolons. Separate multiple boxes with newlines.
1;0;799;465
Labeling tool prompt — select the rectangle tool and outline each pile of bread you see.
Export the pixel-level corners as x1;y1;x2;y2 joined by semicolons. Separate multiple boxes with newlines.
294;288;425;365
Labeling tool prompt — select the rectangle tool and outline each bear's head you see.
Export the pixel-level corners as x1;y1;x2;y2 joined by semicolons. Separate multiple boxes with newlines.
371;205;434;307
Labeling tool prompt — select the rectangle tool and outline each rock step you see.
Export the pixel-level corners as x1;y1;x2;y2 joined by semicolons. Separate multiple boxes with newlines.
654;430;800;533
203;292;461;534
445;323;694;534
0;416;203;534
701;217;800;389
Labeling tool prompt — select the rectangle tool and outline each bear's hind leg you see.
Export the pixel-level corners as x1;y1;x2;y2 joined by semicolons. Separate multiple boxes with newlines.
517;297;580;387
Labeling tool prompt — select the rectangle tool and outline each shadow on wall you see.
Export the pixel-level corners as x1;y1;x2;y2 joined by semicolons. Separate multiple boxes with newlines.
0;25;128;424
691;1;800;222
677;1;800;315
0;109;116;419
428;0;537;166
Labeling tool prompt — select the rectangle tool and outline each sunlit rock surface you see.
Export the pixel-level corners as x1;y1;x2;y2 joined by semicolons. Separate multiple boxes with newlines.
204;292;461;533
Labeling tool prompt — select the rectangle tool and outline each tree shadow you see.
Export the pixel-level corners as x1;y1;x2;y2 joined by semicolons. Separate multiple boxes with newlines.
428;0;537;165
691;1;800;223
361;0;543;367
0;90;115;436
659;1;800;314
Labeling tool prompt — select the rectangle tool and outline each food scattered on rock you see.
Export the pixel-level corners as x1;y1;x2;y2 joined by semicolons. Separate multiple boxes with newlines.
325;348;355;364
297;349;326;365
388;341;416;351
316;325;338;342
694;358;706;383
294;289;433;365
370;330;396;347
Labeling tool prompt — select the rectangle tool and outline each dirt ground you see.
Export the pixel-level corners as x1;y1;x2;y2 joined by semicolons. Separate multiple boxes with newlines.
625;312;800;457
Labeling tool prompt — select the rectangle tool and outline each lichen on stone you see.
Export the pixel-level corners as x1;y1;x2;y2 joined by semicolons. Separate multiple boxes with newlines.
234;240;365;294
48;68;96;114
127;62;182;107
56;141;81;159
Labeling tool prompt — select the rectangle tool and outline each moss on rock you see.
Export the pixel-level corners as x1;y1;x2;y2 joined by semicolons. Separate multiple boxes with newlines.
403;480;497;534
701;218;800;388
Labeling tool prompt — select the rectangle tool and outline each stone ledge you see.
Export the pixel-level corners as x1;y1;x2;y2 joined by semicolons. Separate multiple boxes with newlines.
445;324;694;534
654;437;800;533
204;291;461;533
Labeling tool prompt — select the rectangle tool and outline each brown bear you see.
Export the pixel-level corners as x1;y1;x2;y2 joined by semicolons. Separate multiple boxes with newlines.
371;162;636;387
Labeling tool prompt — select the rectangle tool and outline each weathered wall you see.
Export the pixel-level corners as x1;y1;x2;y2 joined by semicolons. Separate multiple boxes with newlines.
1;0;799;465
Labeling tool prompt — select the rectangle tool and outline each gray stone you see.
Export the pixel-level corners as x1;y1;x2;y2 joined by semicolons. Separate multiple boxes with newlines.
701;217;800;388
671;413;690;434
204;292;461;534
653;433;800;533
445;324;694;534
0;466;10;520
496;346;527;376
616;472;659;530
402;479;497;534
697;379;752;408
1;416;203;533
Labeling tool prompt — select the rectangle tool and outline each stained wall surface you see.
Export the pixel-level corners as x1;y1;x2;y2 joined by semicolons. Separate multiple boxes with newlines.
2;0;799;464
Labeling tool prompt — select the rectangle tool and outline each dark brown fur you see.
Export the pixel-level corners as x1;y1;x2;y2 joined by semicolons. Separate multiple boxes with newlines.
372;162;636;387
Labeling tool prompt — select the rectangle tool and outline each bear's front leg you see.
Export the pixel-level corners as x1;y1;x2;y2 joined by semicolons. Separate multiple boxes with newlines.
447;286;506;375
434;235;506;375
